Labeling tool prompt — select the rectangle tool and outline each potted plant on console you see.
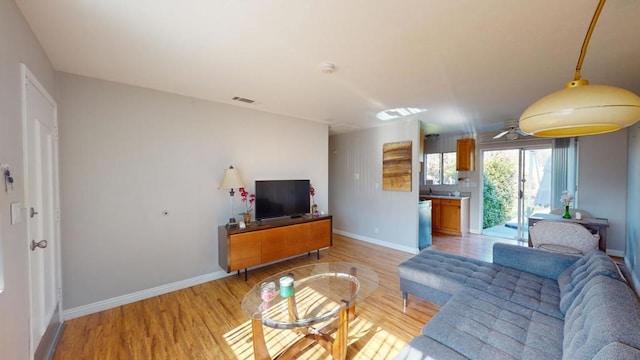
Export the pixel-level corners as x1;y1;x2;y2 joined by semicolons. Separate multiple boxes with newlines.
239;187;255;224
310;183;318;216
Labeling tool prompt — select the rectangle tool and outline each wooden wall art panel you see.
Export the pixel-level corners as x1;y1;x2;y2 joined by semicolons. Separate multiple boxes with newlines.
382;141;412;191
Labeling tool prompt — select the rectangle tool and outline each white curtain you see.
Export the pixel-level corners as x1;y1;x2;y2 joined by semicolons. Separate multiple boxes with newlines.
551;137;578;209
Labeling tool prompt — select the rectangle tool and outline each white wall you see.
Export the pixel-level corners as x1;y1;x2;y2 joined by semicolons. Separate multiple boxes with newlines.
57;73;328;310
625;123;640;291
578;130;628;254
329;119;421;253
0;0;57;358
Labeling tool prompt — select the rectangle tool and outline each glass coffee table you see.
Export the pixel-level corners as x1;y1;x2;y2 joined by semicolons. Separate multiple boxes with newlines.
241;263;379;360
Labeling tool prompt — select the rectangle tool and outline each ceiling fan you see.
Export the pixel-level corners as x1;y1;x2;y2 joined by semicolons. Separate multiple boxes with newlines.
493;125;529;141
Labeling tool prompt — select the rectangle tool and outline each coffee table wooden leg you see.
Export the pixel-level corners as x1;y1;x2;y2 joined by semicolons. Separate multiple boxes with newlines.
251;316;272;360
287;295;298;322
349;267;358;320
332;303;349;360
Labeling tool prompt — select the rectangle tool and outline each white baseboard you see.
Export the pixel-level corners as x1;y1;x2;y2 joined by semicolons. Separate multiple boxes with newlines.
333;229;419;254
607;249;624;257
63;270;233;320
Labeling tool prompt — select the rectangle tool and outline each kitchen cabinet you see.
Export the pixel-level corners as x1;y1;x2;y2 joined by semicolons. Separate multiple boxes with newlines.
456;138;475;171
422;197;469;236
431;198;441;230
441;199;462;234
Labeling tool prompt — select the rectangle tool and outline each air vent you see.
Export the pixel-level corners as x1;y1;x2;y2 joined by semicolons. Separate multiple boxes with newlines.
232;96;255;104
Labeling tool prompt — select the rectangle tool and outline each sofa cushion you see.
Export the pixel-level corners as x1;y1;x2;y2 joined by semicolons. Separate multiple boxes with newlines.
563;275;640;360
393;334;469;360
592;342;640;360
422;287;564;359
493;243;580;280
398;249;501;296
399;249;563;319
480;266;562;319
557;250;623;314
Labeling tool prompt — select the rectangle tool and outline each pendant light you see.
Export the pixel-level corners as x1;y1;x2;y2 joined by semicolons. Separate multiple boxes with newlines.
519;0;640;138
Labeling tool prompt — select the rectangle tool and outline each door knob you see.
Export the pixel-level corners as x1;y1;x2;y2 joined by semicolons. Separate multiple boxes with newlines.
31;240;47;251
30;207;38;218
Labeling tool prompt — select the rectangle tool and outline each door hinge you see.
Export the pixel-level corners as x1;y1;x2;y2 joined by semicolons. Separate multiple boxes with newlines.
53;128;59;141
55;208;61;223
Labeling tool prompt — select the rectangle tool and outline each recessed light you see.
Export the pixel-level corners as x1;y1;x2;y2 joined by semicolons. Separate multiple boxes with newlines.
232;96;255;104
320;62;336;74
376;107;427;121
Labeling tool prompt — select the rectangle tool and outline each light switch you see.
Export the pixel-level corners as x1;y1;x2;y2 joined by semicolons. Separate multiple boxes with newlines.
10;202;21;225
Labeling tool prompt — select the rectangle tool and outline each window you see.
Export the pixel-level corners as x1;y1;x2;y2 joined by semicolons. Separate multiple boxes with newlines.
443;152;457;184
425;152;457;185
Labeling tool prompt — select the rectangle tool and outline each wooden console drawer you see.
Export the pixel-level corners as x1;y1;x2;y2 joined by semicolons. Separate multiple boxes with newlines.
310;219;332;249
228;232;262;271
261;227;289;263
287;223;312;256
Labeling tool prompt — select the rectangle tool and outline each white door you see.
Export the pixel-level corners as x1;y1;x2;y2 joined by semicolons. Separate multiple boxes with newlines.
22;65;61;358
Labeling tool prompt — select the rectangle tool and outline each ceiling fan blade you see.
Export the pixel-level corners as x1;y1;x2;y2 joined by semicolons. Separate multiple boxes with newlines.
515;128;529;137
493;130;509;139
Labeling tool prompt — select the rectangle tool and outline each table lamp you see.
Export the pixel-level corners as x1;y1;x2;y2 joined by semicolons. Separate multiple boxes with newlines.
219;165;245;228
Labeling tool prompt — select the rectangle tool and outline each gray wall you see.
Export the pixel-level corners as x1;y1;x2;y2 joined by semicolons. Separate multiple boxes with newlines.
578;130;628;254
626;123;640;291
57;73;329;310
0;0;57;358
329;119;420;252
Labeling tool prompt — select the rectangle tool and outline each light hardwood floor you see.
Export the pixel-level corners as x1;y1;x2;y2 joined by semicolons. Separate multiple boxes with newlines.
53;233;520;360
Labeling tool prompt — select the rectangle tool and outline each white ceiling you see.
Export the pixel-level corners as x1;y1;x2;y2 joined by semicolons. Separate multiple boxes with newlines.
15;0;640;135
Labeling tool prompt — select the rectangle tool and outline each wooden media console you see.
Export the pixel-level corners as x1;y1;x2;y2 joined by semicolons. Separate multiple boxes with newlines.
218;215;333;280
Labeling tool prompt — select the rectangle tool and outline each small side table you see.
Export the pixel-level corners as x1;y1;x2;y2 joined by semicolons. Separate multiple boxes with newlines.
528;213;609;251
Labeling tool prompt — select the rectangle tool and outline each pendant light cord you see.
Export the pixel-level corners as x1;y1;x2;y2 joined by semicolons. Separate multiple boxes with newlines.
574;0;607;81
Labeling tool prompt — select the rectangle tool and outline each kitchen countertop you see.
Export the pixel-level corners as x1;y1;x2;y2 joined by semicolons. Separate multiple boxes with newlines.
420;194;470;200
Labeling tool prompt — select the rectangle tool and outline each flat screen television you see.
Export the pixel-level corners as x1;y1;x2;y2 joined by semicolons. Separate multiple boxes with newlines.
255;180;310;220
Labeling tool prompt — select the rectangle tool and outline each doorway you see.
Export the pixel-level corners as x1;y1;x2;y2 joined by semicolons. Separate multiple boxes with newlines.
22;64;62;359
481;146;551;241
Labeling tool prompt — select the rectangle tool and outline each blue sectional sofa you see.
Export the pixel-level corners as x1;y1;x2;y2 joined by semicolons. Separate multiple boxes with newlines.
395;243;640;359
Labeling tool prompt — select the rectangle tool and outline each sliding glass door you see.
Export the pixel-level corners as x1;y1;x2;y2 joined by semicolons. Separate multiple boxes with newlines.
482;146;551;241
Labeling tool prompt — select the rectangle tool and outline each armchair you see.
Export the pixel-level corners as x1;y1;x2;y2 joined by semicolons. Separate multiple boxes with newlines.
529;220;599;255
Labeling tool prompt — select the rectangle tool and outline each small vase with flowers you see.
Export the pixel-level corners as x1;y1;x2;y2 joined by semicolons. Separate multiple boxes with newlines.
239;187;256;224
560;190;574;219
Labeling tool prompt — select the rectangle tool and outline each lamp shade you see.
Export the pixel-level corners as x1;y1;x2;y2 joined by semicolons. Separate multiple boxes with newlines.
218;166;245;190
519;81;640;137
